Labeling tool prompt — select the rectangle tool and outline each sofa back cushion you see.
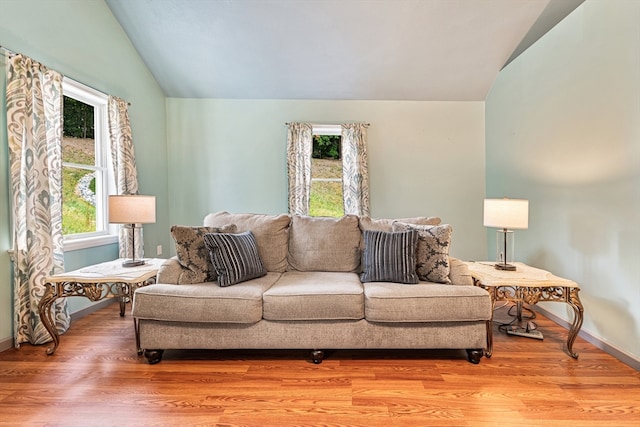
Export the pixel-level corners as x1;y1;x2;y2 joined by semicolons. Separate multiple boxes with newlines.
288;215;362;272
358;215;441;232
357;216;441;273
203;212;291;273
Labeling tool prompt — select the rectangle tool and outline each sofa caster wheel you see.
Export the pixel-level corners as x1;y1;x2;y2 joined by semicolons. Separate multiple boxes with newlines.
466;349;483;364
310;350;324;364
144;349;164;365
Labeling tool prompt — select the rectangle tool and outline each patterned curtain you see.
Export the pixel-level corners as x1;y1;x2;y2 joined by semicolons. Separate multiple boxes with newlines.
286;122;313;215
341;123;370;216
6;54;70;347
107;96;143;259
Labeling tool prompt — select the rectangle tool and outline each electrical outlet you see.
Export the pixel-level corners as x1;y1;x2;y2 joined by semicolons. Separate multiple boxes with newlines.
156;245;163;256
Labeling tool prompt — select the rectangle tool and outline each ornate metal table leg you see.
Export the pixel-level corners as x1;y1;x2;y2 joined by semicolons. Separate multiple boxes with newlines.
477;280;494;358
485;319;493;358
37;284;60;356
134;318;143;355
566;288;584;359
118;282;130;317
118;296;126;317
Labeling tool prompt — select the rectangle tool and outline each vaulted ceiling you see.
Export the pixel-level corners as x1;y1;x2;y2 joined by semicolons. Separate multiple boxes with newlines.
105;0;583;101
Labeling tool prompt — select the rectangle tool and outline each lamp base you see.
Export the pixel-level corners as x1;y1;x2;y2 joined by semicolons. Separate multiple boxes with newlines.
122;259;146;268
507;328;544;340
494;263;517;271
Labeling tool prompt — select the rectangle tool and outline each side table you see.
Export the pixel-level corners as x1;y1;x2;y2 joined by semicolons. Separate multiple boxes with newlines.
465;261;584;359
38;258;165;356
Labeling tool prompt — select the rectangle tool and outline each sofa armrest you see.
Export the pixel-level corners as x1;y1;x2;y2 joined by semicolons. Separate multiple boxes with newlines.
156;257;182;284
449;257;473;286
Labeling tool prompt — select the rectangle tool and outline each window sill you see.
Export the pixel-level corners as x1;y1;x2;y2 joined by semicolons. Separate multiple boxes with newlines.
64;234;119;252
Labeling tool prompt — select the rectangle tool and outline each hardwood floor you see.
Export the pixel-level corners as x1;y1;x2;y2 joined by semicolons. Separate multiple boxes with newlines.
0;303;638;427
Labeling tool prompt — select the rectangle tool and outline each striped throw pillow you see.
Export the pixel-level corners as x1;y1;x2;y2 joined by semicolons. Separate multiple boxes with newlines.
360;230;419;284
203;231;267;287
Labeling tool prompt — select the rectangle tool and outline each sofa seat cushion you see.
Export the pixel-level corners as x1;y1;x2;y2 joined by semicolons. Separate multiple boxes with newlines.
263;271;364;321
133;272;281;324
363;282;491;322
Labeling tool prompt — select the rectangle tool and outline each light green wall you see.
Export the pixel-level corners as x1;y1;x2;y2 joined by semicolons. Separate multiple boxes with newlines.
486;0;640;361
166;99;487;261
0;0;169;346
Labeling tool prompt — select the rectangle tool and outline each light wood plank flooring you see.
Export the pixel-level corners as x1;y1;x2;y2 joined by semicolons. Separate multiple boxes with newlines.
0;303;638;426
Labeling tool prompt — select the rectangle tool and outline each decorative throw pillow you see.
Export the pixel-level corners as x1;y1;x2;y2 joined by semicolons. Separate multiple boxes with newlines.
360;229;419;284
171;224;237;284
203;231;267;287
392;222;452;284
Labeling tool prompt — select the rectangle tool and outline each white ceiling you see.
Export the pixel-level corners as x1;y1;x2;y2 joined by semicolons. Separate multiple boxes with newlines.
105;0;583;101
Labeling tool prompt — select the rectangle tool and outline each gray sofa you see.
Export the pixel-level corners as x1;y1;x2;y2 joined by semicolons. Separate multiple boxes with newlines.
133;212;492;364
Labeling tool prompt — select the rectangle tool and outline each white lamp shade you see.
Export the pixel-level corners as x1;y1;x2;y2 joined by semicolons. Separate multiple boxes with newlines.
109;195;156;224
483;198;529;229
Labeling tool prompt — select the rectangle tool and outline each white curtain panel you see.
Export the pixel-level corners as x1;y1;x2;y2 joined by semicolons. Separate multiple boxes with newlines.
286;122;313;215
6;54;70;346
341;123;370;216
107;96;143;259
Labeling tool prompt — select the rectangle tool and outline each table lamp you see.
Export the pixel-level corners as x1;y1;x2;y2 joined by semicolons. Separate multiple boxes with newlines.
108;195;156;267
483;198;528;271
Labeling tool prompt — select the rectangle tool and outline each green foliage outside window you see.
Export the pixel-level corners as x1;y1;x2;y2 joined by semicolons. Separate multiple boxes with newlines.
62;165;96;234
62;96;96;235
63;96;94;139
312;135;340;159
310;135;343;217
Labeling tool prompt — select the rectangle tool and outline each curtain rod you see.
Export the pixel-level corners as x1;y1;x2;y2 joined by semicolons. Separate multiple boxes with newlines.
0;45;17;57
1;45;131;106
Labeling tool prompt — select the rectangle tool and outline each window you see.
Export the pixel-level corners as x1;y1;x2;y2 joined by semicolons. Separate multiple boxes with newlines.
287;122;369;217
310;125;343;217
62;78;117;250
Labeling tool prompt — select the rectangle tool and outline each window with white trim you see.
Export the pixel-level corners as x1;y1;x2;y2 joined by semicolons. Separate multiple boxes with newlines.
310;124;343;217
62;78;118;251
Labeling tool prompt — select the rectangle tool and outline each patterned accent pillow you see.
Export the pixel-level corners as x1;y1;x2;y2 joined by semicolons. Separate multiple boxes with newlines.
170;224;237;284
392;222;452;284
360;230;419;284
203;231;267;287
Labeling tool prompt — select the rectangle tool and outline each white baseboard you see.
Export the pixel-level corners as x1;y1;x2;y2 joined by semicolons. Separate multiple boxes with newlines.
0;299;116;354
535;306;640;371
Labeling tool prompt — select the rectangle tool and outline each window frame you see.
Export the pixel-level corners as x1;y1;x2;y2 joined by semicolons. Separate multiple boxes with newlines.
62;78;118;251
